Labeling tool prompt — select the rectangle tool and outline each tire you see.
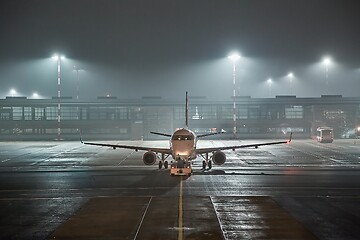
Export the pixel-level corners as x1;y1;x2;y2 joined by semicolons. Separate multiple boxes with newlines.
202;160;206;169
159;161;163;169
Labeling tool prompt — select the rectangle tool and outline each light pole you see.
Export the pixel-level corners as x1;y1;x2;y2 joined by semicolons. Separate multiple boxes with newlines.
52;54;65;140
73;66;84;100
267;78;272;97
73;66;84;122
323;57;331;94
287;72;293;95
228;53;240;139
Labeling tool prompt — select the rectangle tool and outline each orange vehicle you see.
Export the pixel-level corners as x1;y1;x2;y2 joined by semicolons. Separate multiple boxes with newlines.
170;158;192;176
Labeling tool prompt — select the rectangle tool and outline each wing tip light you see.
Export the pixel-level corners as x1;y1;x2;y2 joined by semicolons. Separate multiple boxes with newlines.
287;132;293;144
79;130;84;144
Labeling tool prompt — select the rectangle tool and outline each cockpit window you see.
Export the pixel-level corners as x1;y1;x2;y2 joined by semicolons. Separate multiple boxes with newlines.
172;135;193;141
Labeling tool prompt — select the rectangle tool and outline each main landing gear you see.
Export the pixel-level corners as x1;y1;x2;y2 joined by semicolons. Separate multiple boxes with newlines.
201;152;212;170
202;160;212;170
158;160;169;169
201;153;212;170
158;153;169;169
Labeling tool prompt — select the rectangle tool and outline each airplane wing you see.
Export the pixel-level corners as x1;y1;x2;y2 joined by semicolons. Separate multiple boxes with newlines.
196;133;292;154
150;131;172;137
150;131;225;138
197;131;225;138
81;140;172;154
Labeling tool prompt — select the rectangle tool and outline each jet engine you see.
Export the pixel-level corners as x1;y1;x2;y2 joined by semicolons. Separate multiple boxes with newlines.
142;151;157;165
212;151;226;165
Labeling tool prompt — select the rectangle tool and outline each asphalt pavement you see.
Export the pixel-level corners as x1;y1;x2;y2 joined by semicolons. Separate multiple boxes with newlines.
0;139;360;239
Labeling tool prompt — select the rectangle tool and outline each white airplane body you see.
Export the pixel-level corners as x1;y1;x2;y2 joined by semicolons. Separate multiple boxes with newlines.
171;128;199;160
82;92;292;172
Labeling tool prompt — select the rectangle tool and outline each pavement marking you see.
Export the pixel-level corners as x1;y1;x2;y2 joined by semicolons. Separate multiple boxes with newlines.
134;197;152;240
210;196;227;240
178;176;183;240
50;197;151;239
131;197;179;239
46;195;323;239
117;151;135;165
211;196;318;239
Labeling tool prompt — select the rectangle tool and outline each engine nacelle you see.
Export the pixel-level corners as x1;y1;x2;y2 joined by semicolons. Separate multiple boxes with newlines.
142;151;157;165
212;151;226;165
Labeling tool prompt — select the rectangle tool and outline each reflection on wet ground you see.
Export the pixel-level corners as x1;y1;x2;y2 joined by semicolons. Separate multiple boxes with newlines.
0;140;360;239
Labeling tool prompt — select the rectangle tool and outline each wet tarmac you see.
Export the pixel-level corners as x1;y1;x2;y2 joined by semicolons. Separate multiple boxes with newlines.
0;139;360;239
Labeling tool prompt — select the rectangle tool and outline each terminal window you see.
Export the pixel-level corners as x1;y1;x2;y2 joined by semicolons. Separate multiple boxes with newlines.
285;105;303;119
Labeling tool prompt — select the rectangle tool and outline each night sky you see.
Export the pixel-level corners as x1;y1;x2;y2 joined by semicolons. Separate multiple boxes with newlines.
1;0;360;100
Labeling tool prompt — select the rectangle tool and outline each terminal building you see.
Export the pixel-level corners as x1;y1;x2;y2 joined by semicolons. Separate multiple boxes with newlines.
0;95;359;140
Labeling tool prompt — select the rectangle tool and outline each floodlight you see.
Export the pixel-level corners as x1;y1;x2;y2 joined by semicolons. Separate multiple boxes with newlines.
323;57;331;66
227;53;240;62
52;54;65;60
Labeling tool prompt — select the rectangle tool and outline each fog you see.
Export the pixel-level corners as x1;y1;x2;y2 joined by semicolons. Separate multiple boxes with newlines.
0;56;359;100
0;1;360;100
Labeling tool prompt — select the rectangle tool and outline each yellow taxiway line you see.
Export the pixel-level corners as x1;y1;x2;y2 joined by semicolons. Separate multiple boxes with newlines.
178;176;183;240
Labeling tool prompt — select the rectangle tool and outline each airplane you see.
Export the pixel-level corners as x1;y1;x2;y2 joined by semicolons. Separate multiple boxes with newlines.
81;92;292;175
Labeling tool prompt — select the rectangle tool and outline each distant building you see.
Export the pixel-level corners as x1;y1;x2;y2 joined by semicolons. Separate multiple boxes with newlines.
0;95;359;140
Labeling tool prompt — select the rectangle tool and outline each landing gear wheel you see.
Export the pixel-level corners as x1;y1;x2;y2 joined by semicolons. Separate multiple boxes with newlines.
159;161;163;169
164;161;168;169
202;160;206;169
208;160;212;170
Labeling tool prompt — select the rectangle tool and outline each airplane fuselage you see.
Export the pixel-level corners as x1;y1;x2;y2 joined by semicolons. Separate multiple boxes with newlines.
170;128;197;161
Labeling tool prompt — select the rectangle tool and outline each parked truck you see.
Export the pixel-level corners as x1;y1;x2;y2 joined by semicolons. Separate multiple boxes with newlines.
316;127;334;143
